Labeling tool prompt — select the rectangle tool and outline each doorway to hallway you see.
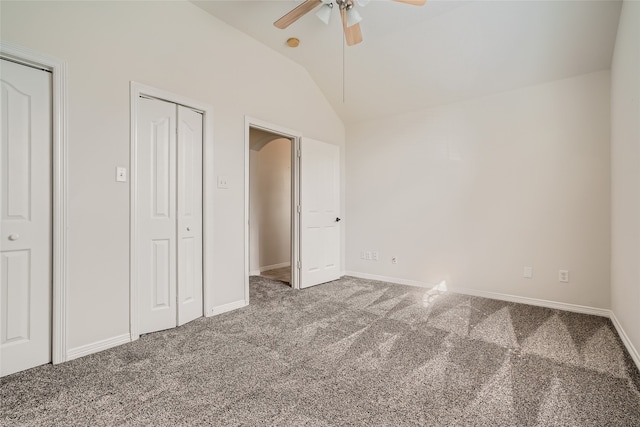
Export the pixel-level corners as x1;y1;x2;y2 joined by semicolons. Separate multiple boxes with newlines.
249;129;292;285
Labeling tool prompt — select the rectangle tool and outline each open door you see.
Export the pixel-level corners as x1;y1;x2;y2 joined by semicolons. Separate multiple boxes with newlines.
300;138;341;289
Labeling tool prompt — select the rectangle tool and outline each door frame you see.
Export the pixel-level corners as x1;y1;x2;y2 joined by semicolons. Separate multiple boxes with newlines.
0;42;68;364
244;117;302;295
130;82;214;340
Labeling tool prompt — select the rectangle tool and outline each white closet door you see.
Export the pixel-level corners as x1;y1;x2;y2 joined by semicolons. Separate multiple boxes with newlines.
0;59;52;376
177;106;203;326
300;138;341;289
137;97;178;334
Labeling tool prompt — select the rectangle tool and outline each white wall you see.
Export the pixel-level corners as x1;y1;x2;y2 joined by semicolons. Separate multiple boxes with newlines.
611;1;640;360
346;71;611;309
0;1;344;351
257;138;291;270
249;137;292;272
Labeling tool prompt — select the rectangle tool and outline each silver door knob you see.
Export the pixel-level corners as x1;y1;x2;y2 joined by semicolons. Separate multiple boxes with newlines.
186;226;191;231
8;234;19;241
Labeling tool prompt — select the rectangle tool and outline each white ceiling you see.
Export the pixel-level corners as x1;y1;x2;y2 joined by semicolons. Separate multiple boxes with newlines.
193;0;622;124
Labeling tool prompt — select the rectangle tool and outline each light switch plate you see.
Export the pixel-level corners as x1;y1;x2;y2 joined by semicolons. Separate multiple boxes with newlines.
116;166;127;182
523;266;533;279
217;175;229;189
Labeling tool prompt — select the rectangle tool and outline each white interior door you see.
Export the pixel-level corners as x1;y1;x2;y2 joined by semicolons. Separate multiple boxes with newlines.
177;106;203;326
137;98;203;334
300;138;341;289
137;97;178;334
0;59;52;376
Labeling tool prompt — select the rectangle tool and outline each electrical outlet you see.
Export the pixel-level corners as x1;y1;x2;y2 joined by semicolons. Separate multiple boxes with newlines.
391;256;398;264
372;251;379;261
217;175;229;189
523;267;533;279
559;270;569;283
116;166;127;182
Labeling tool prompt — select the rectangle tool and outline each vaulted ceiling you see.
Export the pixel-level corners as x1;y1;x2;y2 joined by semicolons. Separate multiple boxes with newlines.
193;0;622;124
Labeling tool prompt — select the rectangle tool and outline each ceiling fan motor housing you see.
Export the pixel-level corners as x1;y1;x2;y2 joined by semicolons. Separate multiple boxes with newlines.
336;0;355;10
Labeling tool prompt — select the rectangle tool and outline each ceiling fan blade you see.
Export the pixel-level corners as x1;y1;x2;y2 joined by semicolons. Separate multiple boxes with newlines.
341;8;363;46
391;0;427;5
274;0;323;29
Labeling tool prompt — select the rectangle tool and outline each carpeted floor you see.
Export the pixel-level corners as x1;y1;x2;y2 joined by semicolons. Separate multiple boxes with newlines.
258;266;291;284
2;276;639;426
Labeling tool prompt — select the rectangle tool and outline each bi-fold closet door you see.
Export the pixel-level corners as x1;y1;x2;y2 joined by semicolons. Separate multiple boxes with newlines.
137;97;203;335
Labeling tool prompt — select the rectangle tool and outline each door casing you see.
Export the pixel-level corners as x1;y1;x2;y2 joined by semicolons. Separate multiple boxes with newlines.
130;82;214;340
244;117;302;294
0;41;68;364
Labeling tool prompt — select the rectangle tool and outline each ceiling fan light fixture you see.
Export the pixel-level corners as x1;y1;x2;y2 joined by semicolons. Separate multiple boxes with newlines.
345;8;362;27
356;0;370;6
316;4;333;25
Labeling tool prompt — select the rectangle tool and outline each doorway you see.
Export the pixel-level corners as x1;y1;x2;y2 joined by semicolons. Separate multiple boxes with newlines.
249;130;293;285
244;117;343;295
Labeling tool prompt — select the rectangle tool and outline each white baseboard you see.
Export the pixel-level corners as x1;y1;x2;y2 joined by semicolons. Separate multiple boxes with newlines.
346;271;438;289
66;333;131;362
610;311;640;370
345;271;610;317
260;262;290;273
207;299;248;317
449;287;610;318
249;269;260;276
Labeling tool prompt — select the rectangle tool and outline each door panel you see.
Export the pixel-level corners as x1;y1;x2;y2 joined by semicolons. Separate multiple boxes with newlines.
152;239;171;308
177;106;203;326
2;81;30;220
1;59;52;376
2;250;31;343
151;117;172;219
137;97;177;334
300;138;341;288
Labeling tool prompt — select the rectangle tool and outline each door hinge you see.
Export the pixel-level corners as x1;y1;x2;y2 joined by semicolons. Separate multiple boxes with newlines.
297;205;301;213
297;261;301;269
297;149;301;158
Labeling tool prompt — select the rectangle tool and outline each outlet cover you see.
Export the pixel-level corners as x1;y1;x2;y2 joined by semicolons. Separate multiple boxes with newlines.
116;166;127;182
559;270;569;283
217;175;229;189
523;267;533;279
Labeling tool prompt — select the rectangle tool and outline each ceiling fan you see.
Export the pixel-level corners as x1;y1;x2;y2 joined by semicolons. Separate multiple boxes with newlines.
274;0;427;46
